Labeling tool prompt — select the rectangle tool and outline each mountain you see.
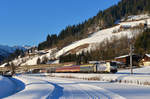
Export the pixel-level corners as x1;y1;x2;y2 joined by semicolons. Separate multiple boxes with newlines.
0;55;5;63
37;0;150;63
38;0;150;51
0;45;27;63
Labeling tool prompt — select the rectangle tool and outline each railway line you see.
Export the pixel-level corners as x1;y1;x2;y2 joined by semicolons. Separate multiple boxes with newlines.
0;61;118;75
0;64;59;74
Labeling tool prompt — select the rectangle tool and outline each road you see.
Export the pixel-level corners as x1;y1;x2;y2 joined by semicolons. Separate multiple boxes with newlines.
4;74;150;99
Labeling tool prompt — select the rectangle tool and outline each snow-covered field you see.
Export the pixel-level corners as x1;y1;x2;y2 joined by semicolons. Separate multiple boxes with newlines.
0;66;150;99
1;66;150;99
5;75;54;99
1;73;150;99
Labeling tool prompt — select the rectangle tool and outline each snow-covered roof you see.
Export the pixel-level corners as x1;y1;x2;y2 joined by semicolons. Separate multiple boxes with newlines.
115;54;139;59
145;54;150;58
0;63;7;67
115;55;129;59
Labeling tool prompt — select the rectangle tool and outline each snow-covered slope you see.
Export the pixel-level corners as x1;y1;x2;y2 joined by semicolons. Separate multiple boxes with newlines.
3;48;58;66
55;14;150;58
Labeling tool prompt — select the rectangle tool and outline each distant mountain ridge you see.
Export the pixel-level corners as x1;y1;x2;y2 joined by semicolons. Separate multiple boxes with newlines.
0;45;27;63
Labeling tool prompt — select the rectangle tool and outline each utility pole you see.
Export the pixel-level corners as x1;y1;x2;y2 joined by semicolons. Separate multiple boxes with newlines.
130;43;133;74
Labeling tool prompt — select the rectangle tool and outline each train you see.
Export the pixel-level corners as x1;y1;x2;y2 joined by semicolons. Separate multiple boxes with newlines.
48;61;118;73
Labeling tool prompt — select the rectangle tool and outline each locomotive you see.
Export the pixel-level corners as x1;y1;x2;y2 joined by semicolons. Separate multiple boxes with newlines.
48;61;118;73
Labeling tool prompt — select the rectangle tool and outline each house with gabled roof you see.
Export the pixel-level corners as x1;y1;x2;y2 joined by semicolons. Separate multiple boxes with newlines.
140;54;150;66
115;54;141;67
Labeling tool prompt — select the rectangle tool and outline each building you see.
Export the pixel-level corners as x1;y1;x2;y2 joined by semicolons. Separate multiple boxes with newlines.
115;54;141;67
140;54;150;66
24;46;38;56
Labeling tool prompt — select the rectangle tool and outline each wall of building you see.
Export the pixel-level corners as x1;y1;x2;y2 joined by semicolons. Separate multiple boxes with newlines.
143;62;150;66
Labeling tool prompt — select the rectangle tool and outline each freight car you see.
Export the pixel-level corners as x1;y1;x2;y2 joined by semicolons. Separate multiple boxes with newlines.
49;61;118;73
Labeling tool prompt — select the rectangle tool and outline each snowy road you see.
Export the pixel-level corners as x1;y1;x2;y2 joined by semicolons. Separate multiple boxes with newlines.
4;74;150;99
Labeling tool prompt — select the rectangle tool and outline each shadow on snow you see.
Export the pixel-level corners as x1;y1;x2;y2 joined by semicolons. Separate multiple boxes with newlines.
1;77;25;99
45;81;64;99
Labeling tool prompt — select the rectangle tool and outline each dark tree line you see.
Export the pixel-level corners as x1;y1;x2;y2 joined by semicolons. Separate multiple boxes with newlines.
38;34;58;50
59;52;90;65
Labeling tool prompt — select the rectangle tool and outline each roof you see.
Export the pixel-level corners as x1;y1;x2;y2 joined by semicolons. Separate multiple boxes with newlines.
115;55;129;59
145;54;150;58
115;54;139;59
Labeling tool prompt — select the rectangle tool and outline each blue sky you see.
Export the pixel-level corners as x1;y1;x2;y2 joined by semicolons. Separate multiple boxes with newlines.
0;0;120;46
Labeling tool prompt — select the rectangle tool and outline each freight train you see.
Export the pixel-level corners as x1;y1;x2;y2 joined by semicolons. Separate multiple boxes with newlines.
48;61;118;73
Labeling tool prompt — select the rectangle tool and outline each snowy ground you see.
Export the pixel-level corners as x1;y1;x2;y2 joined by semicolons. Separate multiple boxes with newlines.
5;75;54;99
1;66;150;99
1;71;150;99
0;75;25;98
118;66;150;75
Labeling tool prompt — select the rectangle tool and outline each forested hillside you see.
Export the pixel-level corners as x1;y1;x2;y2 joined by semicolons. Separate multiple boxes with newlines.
38;0;150;50
135;28;150;55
